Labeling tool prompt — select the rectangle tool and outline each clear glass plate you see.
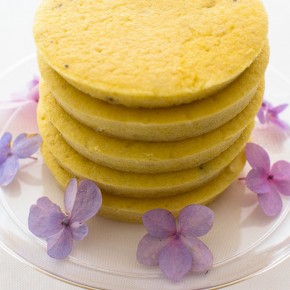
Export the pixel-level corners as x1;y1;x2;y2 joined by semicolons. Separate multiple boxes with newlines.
0;56;289;290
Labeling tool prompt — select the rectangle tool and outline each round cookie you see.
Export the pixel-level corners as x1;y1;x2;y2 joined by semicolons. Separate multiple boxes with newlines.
37;107;253;198
34;0;268;108
38;45;268;141
39;81;264;173
41;146;246;223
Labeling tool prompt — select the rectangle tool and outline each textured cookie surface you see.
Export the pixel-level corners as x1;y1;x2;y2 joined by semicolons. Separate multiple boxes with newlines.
39;80;263;173
35;0;268;107
42;146;246;223
37;105;253;198
38;45;268;141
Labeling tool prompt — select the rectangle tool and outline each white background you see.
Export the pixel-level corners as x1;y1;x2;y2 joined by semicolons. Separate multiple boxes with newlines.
0;0;289;289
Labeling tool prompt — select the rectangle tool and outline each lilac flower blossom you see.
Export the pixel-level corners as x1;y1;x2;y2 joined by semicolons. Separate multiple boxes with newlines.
28;178;102;259
257;100;289;129
244;143;290;216
137;205;214;282
0;132;42;186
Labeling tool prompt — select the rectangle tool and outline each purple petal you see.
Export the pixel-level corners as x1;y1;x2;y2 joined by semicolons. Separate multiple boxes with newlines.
28;197;66;238
70;179;102;223
64;178;78;216
245;143;271;171
271;161;290;196
28;76;40;90
159;239;192;282
70;222;88;240
271;160;290;180
182;236;213;272
271;103;288;115
142;209;176;239
136;233;172;266
257;191;283;217
0;132;12;164
257;107;266;124
12;133;42;159
273;179;290;196
262;100;272;110
245;168;272;193
0;155;19;186
269;117;290;130
178;205;214;237
47;228;73;259
26;84;39;103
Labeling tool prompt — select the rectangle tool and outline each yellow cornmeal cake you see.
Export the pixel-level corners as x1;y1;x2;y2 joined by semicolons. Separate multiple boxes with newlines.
38;45;268;141
39;81;264;173
38;106;253;198
34;0;268;108
42;146;246;223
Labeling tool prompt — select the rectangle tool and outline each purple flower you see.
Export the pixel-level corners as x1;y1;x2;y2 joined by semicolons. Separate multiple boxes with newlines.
28;178;102;259
245;143;290;216
257;100;289;129
0;132;42;186
137;205;214;282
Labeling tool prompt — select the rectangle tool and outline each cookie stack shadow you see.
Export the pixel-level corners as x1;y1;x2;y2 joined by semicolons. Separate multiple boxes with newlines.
34;1;269;223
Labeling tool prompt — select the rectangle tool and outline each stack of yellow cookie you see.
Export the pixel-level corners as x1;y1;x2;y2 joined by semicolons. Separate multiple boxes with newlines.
34;0;268;222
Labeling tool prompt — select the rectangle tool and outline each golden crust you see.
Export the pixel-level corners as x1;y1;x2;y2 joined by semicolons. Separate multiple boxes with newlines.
41;146;246;223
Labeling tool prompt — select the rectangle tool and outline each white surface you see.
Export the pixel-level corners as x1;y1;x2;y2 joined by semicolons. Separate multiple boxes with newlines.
0;1;289;289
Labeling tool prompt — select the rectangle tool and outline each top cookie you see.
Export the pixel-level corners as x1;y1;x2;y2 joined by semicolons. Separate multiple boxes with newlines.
34;0;268;108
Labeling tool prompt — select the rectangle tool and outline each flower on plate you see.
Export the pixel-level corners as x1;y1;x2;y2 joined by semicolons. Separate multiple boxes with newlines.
0;132;42;186
257;100;289;129
137;205;214;282
244;143;290;216
28;178;102;259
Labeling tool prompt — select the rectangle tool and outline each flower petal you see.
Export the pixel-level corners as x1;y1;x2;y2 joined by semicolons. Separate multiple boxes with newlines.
178;205;214;237
273;179;290;196
142;209;176;239
182;236;213;272
269;117;289;130
70;179;102;223
28;76;40;90
28;197;66;238
257;107;266;124
262;100;273;110
136;233;171;266
0;155;19;186
26;84;39;102
245;143;270;171
64;178;78;216
271;104;288;115
270;161;290;196
70;222;88;241
12;133;42;158
257;191;283;217
0;133;12;164
245;168;271;193
271;160;290;179
159;239;192;282
47;228;73;259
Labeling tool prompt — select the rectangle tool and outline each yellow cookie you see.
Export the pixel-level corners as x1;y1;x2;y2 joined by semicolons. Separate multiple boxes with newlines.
39;81;263;173
38;45;268;141
34;0;268;108
41;146;246;223
37;106;253;198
